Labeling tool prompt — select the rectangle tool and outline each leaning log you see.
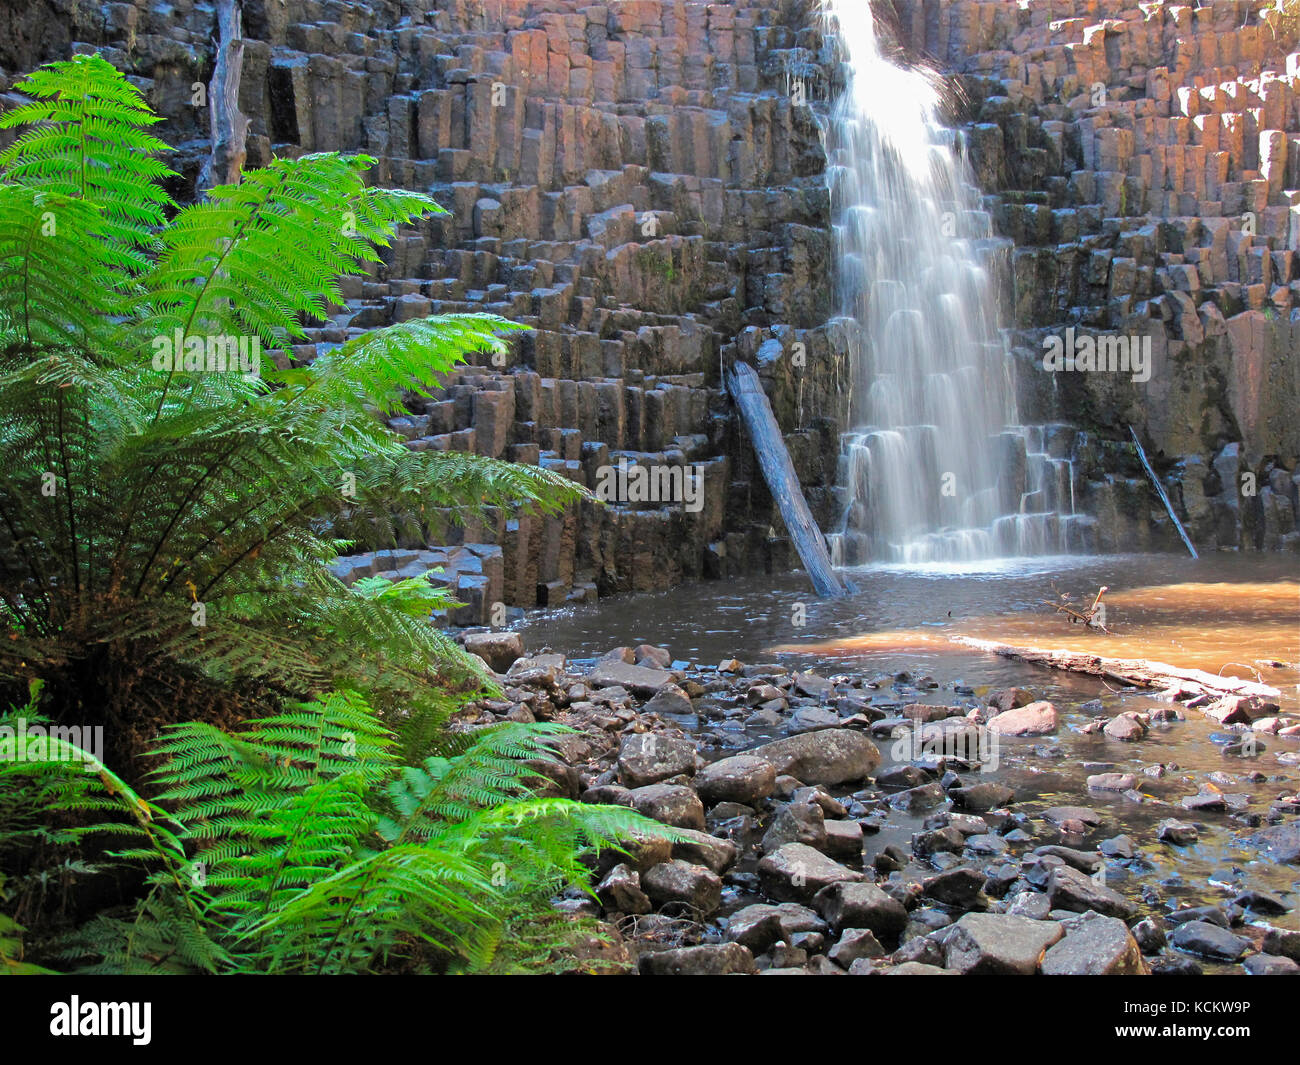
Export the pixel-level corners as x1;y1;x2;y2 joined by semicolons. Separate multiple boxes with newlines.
951;635;1280;701
1129;425;1197;559
725;360;852;598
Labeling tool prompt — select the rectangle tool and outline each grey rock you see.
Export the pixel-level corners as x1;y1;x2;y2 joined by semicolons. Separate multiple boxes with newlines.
638;943;756;975
812;881;909;938
595;863;651;915
618;732;696;788
949;782;1015;811
746;729;881;787
1041;912;1146;975
629;783;705;830
1047;865;1137;919
462;630;524;672
695;755;777;805
1169;920;1250;961
669;827;738;874
1242;953;1300;975
987;701;1059;736
758;842;863;903
1157;818;1199;846
640;859;722;917
761;802;827;854
828;927;885;968
943;913;1064;975
922;867;990;910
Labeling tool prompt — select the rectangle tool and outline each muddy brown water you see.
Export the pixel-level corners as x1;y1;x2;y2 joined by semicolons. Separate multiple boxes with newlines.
520;552;1300;968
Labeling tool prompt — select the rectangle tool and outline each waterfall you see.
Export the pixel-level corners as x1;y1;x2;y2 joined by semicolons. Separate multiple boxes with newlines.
822;2;1083;565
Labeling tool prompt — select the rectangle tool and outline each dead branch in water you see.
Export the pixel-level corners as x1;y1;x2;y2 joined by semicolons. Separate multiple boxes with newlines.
951;635;1281;701
1040;583;1114;633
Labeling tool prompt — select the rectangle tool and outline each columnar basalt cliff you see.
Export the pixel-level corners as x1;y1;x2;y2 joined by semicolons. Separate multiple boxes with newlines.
2;0;846;621
2;0;1298;624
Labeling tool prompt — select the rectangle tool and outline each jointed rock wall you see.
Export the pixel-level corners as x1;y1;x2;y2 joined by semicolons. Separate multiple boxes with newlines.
2;0;1298;622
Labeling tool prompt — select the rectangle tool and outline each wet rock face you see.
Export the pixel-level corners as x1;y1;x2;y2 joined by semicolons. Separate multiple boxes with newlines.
0;0;850;612
885;0;1300;555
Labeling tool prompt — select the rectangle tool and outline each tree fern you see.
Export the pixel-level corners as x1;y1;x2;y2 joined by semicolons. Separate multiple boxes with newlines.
0;54;618;974
0;55;588;770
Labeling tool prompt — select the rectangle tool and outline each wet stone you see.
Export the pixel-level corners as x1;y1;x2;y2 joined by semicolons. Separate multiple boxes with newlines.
1169;920;1250;962
943;913;1064;975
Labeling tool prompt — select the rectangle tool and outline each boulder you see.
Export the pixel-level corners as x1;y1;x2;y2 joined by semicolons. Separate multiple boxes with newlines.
725;902;826;951
943;913;1064;975
640;859;722;916
462;631;524;673
670;827;738;874
922;867;989;910
617;732;696;789
746;730;880;786
1242;953;1300;975
1047;865;1137;919
828;927;885;968
638;943;756;975
1041;913;1146;975
695;755;777;805
629;783;705;830
595;863;651;915
812;881;909;938
1169;920;1250;962
758;842;863;903
617;732;696;788
987;701;1059;736
987;688;1036;712
761;802;827;853
949;782;1015;811
1104;713;1148;741
589;659;673;696
642;683;693;717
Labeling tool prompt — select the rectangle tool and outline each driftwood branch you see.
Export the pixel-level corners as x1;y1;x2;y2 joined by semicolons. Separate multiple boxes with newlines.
951;635;1281;701
197;0;249;195
1039;583;1113;633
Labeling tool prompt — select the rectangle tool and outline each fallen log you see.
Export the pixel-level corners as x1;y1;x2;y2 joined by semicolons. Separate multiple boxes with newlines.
725;360;852;598
950;635;1281;701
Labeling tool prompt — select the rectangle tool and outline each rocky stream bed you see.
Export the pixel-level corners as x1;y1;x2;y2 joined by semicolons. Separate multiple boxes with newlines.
452;628;1300;976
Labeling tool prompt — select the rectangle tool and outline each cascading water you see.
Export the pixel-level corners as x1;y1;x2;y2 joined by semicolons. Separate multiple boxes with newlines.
821;2;1088;565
